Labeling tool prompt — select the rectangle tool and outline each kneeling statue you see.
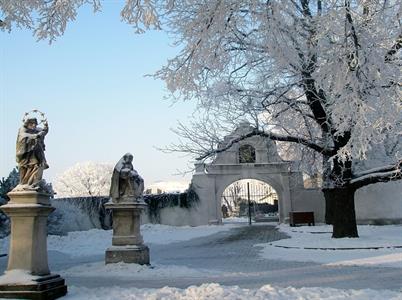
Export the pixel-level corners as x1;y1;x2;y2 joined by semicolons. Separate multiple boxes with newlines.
110;153;144;202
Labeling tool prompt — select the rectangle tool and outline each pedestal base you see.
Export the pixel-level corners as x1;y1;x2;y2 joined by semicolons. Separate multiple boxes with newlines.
105;245;150;265
0;274;67;300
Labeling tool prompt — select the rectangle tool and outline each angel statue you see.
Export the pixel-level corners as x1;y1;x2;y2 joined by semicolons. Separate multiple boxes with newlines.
14;110;50;192
110;153;144;203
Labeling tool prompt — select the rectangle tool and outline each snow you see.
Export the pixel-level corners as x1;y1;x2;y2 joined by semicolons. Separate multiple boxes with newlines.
3;222;402;299
257;224;402;268
145;180;190;193
46;223;238;258
354;163;398;178
63;262;219;279
1;203;48;208
64;283;402;300
223;216;251;223
0;270;38;285
350;170;400;185
54;162;113;197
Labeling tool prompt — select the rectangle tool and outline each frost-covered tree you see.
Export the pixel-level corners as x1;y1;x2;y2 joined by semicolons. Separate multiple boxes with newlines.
0;0;168;42
155;1;402;238
2;1;401;238
54;162;113;197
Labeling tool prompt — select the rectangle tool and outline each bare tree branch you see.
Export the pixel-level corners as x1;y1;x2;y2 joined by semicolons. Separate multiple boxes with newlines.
196;128;334;161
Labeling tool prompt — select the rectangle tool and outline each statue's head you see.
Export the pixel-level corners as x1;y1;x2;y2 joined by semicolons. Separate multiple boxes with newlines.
123;153;133;164
24;118;38;130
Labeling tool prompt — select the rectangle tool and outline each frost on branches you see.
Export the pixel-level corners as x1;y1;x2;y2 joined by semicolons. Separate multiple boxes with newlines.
2;1;401;238
54;162;113;198
0;0;169;42
154;1;401;238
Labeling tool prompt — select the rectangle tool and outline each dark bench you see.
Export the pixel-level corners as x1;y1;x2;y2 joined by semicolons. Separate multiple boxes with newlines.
289;211;315;226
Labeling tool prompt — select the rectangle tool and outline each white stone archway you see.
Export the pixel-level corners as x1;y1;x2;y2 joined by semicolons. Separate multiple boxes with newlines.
190;122;321;225
189;121;402;226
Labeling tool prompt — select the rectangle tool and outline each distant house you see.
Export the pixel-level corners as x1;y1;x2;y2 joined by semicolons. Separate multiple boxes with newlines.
145;188;163;195
144;181;190;195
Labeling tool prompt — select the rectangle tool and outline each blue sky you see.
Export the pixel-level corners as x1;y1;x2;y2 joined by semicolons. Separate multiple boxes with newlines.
0;2;196;184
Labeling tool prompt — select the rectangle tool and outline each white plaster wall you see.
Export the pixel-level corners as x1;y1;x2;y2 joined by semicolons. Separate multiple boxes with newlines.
140;205;208;226
288;181;402;225
159;207;207;226
141;212;150;224
139;181;402;227
191;173;218;225
291;189;325;223
355;181;402;224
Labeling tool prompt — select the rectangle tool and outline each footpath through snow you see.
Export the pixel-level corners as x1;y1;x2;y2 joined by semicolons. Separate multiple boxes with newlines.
2;222;402;299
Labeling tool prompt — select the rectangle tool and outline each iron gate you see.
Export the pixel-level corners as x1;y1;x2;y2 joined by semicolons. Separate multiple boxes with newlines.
221;179;278;221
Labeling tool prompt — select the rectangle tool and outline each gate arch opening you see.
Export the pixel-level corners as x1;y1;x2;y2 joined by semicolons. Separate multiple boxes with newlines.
221;179;279;222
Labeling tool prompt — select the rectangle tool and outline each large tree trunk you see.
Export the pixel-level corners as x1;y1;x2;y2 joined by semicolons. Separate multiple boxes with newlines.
324;186;358;238
322;154;333;224
323;188;334;224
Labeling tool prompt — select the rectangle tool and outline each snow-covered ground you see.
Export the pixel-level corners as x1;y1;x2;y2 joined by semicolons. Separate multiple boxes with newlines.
63;261;220;279
65;283;402;300
0;223;238;258
0;219;252;258
0;269;38;285
3;223;402;299
51;223;402;288
258;224;402;268
222;216;252;223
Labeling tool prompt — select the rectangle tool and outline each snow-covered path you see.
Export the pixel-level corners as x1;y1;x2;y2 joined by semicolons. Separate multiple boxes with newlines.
138;224;402;291
2;224;401;292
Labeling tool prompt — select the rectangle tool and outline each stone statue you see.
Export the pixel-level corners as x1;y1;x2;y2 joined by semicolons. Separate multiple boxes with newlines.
110;153;144;202
14;112;49;192
105;153;149;264
0;110;67;299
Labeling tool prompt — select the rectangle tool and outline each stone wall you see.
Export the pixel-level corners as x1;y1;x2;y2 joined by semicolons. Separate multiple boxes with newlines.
355;181;402;225
290;188;325;223
49;197;112;235
48;195;202;235
0;180;399;236
158;206;207;226
286;181;402;225
190;179;402;226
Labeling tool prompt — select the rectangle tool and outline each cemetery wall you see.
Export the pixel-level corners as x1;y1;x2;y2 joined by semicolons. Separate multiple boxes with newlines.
49;196;203;235
355;181;402;224
290;181;402;225
291;188;326;223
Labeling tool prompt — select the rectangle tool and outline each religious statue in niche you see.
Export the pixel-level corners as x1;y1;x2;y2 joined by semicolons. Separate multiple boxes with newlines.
14;110;50;192
110;153;144;202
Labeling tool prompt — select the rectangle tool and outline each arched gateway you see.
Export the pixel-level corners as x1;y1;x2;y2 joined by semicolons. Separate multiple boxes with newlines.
191;122;325;225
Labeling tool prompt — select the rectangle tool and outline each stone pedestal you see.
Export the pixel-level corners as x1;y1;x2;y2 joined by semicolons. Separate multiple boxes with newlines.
105;201;150;265
0;191;67;300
